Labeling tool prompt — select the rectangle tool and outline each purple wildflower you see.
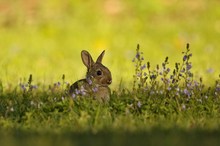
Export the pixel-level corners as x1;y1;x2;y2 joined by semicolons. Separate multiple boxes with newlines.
86;78;92;85
187;83;192;88
75;89;80;95
150;75;156;80
20;84;26;91
186;63;192;70
72;93;76;99
183;89;190;96
80;86;87;95
81;91;86;96
207;68;214;74
181;68;185;73
141;64;146;70
194;81;199;87
92;87;98;93
137;72;141;77
216;87;220;92
137;101;142;108
136;52;140;59
32;85;38;89
183;55;187;61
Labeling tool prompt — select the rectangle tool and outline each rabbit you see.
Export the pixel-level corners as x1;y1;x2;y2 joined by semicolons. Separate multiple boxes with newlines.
69;50;112;102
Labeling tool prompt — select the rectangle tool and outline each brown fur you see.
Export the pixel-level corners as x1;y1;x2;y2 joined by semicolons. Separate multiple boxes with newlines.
69;50;112;102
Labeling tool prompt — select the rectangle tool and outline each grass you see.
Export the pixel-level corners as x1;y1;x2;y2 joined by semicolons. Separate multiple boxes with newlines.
1;44;220;145
1;0;220;145
0;0;220;85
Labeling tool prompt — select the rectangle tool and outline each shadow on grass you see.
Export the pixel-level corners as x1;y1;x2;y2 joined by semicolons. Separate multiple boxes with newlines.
0;128;220;146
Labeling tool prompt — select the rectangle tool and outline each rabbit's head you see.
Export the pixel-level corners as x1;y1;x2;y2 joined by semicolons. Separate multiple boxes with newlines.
81;50;112;87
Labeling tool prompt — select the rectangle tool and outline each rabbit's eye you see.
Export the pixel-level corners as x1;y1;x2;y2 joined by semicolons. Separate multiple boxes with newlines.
97;70;102;76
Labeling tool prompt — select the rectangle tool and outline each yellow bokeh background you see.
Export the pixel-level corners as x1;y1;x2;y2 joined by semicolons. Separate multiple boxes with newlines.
0;0;220;88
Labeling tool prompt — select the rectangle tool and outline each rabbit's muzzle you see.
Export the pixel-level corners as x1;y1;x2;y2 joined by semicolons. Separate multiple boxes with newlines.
100;76;112;86
107;78;112;85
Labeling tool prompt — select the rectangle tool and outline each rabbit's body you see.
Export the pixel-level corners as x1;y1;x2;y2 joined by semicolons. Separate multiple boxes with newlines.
69;50;112;102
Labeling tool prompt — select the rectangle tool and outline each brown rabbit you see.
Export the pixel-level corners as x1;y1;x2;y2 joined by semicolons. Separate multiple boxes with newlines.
69;50;112;102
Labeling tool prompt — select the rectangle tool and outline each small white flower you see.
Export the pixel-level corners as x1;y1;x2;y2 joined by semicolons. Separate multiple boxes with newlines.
10;107;14;112
30;101;35;105
182;104;186;110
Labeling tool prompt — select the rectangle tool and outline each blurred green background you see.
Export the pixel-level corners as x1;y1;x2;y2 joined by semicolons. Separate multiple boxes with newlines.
0;0;220;88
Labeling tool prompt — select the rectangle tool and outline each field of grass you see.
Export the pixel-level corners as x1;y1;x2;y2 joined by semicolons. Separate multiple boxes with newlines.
1;0;220;145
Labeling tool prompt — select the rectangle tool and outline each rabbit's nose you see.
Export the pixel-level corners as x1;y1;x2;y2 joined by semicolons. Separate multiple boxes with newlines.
107;79;112;84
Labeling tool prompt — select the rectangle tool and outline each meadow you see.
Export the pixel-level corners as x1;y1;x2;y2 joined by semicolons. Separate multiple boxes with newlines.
0;0;220;145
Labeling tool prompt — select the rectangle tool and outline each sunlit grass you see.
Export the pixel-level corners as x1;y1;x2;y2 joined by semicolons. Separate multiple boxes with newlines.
0;0;220;87
0;1;220;145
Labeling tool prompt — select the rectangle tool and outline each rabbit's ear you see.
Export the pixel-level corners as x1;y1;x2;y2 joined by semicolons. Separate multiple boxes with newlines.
81;50;94;68
96;50;105;63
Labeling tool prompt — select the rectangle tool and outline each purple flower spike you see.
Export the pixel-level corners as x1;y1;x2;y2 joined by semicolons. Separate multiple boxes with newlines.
32;85;38;89
216;87;220;92
136;53;140;59
186;63;192;70
183;55;187;61
141;64;146;70
137;73;141;77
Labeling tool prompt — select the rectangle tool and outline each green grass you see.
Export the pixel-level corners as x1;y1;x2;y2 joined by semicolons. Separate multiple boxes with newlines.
1;0;220;145
0;44;220;145
0;0;220;85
